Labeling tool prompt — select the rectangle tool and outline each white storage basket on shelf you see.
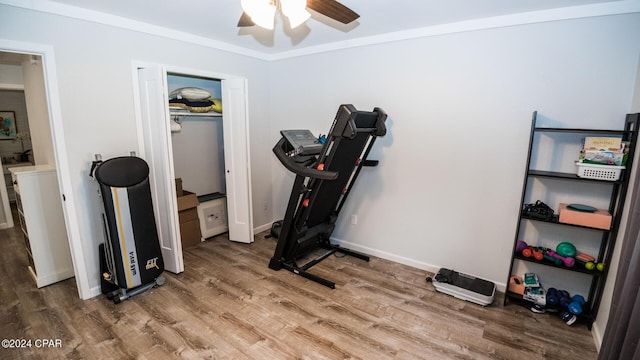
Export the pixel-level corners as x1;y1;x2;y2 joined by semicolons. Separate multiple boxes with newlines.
575;162;624;181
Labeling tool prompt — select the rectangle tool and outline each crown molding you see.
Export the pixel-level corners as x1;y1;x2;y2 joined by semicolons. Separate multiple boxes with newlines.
267;0;640;60
0;0;270;60
2;0;639;62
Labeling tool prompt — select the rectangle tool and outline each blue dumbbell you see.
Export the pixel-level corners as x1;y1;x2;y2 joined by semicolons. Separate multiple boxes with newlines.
546;288;559;307
569;295;586;315
559;290;571;309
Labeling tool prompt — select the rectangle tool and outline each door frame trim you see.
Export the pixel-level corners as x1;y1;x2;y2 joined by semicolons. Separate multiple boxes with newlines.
0;39;91;299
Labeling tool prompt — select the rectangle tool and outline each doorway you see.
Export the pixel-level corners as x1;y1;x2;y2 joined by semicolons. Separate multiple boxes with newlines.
134;64;254;274
0;41;90;300
0;53;31;229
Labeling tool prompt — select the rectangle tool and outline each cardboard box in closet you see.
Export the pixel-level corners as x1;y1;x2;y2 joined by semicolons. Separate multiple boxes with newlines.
175;178;202;248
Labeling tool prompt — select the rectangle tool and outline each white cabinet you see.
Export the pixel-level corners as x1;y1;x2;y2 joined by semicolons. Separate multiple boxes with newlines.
3;162;33;202
10;165;74;288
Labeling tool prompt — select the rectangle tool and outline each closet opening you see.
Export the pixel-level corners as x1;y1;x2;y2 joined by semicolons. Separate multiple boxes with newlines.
167;73;229;249
136;64;254;274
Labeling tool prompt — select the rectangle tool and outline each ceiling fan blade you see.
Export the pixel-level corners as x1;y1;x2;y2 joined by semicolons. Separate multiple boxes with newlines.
237;12;255;27
306;0;359;24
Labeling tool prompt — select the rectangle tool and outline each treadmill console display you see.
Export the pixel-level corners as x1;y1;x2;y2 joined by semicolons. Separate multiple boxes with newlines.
281;130;322;156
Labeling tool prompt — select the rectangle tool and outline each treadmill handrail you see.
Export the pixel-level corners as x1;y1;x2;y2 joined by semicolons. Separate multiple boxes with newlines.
273;138;339;180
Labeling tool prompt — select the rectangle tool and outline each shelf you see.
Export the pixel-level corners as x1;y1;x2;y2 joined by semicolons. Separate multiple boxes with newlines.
506;111;638;329
534;127;631;135
528;169;624;184
520;214;612;232
169;109;221;117
513;254;602;276
505;292;593;324
3;162;34;174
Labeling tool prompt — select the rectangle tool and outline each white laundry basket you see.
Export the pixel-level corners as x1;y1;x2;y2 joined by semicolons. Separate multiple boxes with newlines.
575;162;624;181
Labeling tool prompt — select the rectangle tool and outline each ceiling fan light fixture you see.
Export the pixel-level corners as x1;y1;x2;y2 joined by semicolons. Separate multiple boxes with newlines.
241;0;276;29
280;0;310;28
237;0;358;30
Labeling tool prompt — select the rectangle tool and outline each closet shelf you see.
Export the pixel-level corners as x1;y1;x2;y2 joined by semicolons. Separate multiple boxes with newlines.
169;111;221;118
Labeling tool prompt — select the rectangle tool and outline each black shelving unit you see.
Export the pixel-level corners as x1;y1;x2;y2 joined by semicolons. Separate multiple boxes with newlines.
505;111;638;329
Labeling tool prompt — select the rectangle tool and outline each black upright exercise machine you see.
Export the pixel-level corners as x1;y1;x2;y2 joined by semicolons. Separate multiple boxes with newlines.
269;104;387;288
90;154;166;303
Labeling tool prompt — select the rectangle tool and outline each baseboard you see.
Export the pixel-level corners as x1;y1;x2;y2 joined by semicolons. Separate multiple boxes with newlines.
252;228;508;291
254;222;273;234
0;222;8;230
88;285;103;299
331;236;507;292
591;320;604;352
330;236;441;273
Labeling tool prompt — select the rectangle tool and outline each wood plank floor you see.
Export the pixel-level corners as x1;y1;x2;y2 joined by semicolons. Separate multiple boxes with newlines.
0;213;598;359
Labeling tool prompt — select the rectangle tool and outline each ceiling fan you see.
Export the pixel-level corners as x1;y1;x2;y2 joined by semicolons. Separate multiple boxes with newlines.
238;0;359;30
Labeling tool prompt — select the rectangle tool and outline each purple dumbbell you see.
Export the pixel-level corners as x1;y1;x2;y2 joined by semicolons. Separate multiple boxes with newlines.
516;240;528;253
548;250;575;267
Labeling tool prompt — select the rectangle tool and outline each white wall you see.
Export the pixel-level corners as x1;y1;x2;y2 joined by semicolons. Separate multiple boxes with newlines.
0;89;30;161
269;14;640;293
171;116;226;196
0;64;31;163
0;64;27;230
0;4;273;297
0;63;22;84
22;56;54;165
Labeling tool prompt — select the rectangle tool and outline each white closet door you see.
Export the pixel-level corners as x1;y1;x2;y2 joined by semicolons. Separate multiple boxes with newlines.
221;77;254;243
136;66;255;271
137;67;183;273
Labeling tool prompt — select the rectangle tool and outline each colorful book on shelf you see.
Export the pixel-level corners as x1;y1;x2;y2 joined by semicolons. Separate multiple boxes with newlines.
583;137;622;152
582;150;625;165
580;137;628;165
523;273;540;288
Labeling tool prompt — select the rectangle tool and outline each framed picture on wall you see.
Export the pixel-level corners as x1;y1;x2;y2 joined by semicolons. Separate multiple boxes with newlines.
0;111;17;140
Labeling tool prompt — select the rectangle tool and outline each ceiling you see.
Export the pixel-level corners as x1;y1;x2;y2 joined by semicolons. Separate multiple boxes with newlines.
5;0;636;58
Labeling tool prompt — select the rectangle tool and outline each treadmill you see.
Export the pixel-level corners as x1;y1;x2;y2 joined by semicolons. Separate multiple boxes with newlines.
269;104;387;288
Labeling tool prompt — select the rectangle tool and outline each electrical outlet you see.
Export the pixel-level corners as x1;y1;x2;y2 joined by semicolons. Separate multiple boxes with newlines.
351;215;357;225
